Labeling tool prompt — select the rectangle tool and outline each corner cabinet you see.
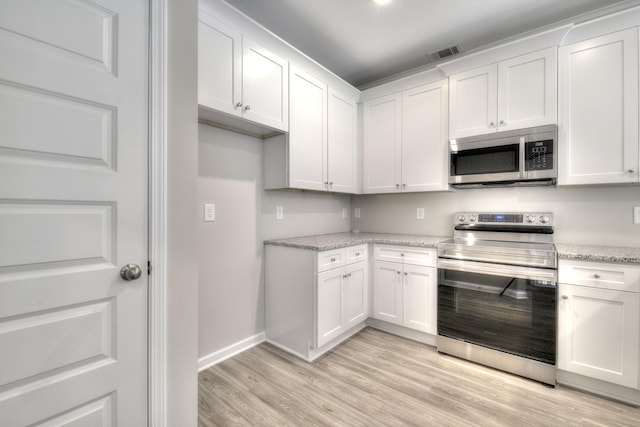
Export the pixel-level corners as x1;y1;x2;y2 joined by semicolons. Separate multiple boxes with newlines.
558;28;639;185
198;10;288;134
449;47;557;138
363;79;449;194
264;66;358;193
372;245;437;334
558;260;640;390
265;244;369;361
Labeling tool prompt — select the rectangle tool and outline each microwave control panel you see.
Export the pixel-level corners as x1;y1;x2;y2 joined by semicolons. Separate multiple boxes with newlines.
525;139;554;171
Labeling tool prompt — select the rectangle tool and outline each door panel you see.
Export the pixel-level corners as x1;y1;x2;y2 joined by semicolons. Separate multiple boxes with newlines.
403;264;437;334
345;262;367;326
449;64;497;138
328;88;357;193
317;269;344;348
373;261;402;325
0;0;148;424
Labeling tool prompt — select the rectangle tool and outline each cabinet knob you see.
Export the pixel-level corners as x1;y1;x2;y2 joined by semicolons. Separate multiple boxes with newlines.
593;273;601;279
400;253;404;257
404;272;408;276
562;295;568;300
330;257;336;262
397;271;401;275
235;102;243;108
489;121;495;127
628;169;635;173
355;252;360;256
402;183;406;189
396;184;400;189
499;120;505;125
244;105;251;111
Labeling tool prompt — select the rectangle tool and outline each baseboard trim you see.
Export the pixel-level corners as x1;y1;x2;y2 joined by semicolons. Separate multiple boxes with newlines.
366;318;437;347
198;332;266;372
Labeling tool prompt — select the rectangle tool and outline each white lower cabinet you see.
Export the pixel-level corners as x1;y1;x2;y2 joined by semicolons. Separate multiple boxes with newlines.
372;245;437;335
558;260;640;390
265;244;368;361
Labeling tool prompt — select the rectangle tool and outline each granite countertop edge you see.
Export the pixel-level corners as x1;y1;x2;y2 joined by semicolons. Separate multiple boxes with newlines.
265;233;640;265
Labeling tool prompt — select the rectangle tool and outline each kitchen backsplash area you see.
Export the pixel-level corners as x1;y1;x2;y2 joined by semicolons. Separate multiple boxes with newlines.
351;186;640;247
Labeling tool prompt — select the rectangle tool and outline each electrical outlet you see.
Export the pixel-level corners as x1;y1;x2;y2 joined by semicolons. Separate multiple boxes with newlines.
354;208;361;218
276;206;284;220
204;203;215;222
634;206;640;224
342;207;348;219
416;207;425;220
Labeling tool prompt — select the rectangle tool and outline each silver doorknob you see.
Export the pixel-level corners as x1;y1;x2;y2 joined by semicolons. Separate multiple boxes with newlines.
120;264;142;281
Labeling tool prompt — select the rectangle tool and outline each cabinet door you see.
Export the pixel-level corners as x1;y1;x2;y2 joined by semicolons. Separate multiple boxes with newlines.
449;63;498;138
327;88;357;193
498;47;557;131
345;262;368;328
363;93;402;193
198;12;242;117
242;37;289;132
372;261;403;325
288;66;327;191
317;268;345;348
558;28;639;185
558;283;639;388
402;80;449;192
402;264;437;334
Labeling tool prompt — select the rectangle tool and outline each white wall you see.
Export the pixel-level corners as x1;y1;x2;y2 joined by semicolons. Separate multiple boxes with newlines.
166;0;199;424
197;124;351;358
352;186;640;247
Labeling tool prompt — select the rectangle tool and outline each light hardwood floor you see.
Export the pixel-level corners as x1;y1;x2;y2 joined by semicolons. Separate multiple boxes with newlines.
199;328;640;426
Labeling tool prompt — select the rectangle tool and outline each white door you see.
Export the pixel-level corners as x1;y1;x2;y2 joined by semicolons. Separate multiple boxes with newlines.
327;88;357;193
498;47;557;131
402;265;437;334
363;93;402;193
558;28;639;185
373;261;403;325
0;0;149;425
449;63;498;138
316;269;344;348
289;66;327;191
402;80;449;192
558;284;639;389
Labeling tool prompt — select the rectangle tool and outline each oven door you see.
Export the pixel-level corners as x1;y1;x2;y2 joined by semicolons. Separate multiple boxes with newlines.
437;258;556;365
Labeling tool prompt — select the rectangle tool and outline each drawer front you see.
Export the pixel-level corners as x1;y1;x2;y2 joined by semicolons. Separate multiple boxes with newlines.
317;248;346;272
346;244;368;264
374;245;436;267
559;260;640;293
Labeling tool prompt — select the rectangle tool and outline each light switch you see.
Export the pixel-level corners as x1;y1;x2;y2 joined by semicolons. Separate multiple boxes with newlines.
276;206;284;220
634;206;640;224
417;207;425;220
354;208;361;218
204;203;215;222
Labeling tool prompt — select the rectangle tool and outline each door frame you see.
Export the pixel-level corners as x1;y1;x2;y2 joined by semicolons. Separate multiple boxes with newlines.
149;0;168;424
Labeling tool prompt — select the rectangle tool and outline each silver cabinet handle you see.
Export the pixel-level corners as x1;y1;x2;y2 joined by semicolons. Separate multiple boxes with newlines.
404;272;408;276
235;102;243;108
396;271;401;275
120;263;142;281
330;257;336;262
628;169;635;173
396;184;400;189
489;121;495;127
593;273;601;279
244;105;251;111
400;253;404;257
402;183;406;189
562;295;568;300
499;120;505;125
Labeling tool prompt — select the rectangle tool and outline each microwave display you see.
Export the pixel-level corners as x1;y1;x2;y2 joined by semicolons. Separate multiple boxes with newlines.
451;143;519;176
526;139;553;171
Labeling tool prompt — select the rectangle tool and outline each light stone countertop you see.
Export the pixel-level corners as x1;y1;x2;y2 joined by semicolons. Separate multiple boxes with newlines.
556;244;640;265
265;233;640;265
264;232;450;251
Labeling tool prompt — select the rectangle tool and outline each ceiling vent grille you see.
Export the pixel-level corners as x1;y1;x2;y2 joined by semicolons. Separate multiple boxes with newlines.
427;45;461;62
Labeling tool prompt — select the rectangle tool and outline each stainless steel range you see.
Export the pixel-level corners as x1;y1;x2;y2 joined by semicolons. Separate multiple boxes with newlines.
437;212;557;385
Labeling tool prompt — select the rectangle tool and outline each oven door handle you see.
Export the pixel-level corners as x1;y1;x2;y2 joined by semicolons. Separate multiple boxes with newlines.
437;258;557;282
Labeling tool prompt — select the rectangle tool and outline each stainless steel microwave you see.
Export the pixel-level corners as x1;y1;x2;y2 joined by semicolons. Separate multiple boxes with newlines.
448;124;557;188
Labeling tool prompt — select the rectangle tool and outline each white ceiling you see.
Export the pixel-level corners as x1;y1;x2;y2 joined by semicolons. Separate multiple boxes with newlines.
224;0;635;88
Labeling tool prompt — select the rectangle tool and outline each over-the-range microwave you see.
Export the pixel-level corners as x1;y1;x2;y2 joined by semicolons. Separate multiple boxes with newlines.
448;124;557;188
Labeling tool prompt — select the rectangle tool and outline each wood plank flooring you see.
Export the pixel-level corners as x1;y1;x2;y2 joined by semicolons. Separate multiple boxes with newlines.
199;328;640;426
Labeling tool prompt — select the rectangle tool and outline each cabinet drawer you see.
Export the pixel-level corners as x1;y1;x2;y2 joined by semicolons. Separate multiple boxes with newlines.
317;248;346;272
374;245;436;267
559;260;640;292
346;244;368;264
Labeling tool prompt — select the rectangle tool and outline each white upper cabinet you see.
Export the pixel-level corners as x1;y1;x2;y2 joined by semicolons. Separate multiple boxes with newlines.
558;28;639;185
288;66;327;191
264;67;358;193
198;10;288;133
327;88;358;193
449;47;557;138
363;79;449;194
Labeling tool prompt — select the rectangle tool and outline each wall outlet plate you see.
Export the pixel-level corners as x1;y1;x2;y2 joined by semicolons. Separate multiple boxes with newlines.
342;207;348;219
276;206;284;220
204;203;215;222
634;206;640;224
354;208;361;218
416;207;425;220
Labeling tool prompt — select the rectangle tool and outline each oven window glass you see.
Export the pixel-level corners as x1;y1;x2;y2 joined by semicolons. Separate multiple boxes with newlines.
438;268;556;364
451;144;519;176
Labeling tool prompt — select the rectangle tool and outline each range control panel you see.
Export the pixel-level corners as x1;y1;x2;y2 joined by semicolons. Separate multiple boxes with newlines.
454;212;554;226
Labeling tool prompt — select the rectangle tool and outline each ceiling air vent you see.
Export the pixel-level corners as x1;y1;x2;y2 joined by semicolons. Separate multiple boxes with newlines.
427;45;462;62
